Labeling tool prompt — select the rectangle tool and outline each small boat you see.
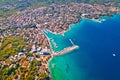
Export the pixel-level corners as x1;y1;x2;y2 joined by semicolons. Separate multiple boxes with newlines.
113;53;116;57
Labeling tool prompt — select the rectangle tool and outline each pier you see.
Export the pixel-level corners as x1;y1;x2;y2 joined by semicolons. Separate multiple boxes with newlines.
69;39;75;46
51;39;58;48
52;45;79;56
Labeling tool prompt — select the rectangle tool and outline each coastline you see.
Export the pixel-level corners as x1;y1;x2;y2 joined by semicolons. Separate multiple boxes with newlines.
44;22;76;36
43;13;120;80
86;13;120;23
0;1;120;79
48;13;120;36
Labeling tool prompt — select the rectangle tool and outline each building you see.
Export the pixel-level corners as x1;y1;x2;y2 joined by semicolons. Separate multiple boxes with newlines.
40;47;50;55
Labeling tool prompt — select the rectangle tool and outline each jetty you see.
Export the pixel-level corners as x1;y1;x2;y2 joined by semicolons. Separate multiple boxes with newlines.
52;45;79;56
69;39;75;46
51;39;58;48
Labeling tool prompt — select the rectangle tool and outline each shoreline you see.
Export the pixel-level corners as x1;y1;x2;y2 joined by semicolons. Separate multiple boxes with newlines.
44;13;120;80
44;22;76;36
42;30;54;79
0;1;120;79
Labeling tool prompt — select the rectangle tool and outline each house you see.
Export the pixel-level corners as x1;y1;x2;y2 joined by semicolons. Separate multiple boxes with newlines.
18;52;25;58
21;60;29;68
37;47;42;52
0;61;5;65
39;65;46;73
9;56;14;61
81;13;90;17
39;51;43;55
14;55;18;59
41;47;50;55
31;45;37;53
28;57;34;61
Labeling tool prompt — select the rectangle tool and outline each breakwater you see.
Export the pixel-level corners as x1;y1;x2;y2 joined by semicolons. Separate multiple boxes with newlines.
51;45;79;56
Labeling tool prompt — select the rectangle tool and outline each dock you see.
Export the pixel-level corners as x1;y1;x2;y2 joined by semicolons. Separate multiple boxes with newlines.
51;39;58;48
69;39;75;46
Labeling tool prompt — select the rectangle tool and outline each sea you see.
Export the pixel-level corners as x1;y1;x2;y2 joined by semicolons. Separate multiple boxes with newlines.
44;14;120;80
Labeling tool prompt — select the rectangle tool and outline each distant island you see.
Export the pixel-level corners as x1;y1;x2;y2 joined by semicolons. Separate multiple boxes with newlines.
0;0;120;80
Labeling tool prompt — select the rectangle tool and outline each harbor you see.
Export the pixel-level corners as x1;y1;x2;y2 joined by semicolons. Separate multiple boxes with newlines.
51;39;79;56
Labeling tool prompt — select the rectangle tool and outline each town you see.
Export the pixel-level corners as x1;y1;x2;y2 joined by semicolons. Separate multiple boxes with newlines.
1;3;120;47
0;2;120;80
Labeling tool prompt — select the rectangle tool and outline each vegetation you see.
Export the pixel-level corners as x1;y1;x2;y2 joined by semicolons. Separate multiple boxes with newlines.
0;62;19;80
0;56;48;80
0;0;19;5
0;36;26;60
0;36;49;79
0;0;119;80
0;8;17;18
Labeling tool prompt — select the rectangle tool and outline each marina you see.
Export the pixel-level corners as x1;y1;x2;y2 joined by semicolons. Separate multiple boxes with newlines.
51;39;79;56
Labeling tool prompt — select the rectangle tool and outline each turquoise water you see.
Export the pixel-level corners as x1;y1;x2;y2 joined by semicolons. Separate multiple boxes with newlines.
44;14;120;80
